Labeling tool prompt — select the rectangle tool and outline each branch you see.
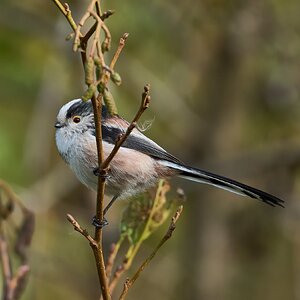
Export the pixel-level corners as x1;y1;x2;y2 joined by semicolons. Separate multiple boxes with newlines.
67;214;98;247
53;1;111;299
67;212;111;300
119;205;183;300
101;84;151;171
82;10;114;46
0;224;12;299
110;33;129;70
51;1;77;32
106;239;124;280
0;180;33;300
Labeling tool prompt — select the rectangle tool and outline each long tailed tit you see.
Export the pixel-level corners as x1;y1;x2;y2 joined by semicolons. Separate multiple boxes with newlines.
55;99;284;225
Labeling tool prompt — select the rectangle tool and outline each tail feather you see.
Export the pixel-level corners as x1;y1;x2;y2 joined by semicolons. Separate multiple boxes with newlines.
160;161;284;207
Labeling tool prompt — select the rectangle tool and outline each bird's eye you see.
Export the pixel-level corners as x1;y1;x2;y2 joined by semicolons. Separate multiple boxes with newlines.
73;116;81;123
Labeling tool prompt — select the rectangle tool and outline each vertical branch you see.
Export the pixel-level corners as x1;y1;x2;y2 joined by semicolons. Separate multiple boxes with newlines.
0;180;33;300
53;0;112;299
91;94;111;300
0;223;12;300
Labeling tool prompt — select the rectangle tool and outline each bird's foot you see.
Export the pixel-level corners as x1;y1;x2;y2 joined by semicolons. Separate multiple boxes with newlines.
93;168;110;179
92;216;109;228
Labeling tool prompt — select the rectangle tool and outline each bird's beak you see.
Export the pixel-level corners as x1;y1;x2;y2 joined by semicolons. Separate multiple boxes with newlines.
54;122;64;128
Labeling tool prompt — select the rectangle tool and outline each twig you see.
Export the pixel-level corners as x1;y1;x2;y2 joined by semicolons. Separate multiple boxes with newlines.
82;10;115;46
0;180;33;300
51;0;77;32
0;224;12;299
110;33;129;70
89;12;102;57
66;214;98;247
67;212;111;300
95;0;102;16
73;7;92;52
1;225;30;300
67;212;110;299
73;0;111;53
90;94;105;240
119;205;184;300
109;263;126;295
106;239;124;279
101;84;151;170
7;265;30;300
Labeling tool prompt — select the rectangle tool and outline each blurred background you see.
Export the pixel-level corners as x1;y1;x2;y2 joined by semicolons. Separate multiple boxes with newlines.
1;0;300;299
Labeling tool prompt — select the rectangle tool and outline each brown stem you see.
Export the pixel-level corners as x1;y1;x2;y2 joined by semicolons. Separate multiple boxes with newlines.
73;10;91;51
101;84;151;170
67;213;111;300
109;263;126;295
67;214;98;246
53;1;111;298
89;13;102;57
91;96;111;300
110;33;130;70
0;223;12;300
0;181;32;300
106;239;124;280
119;205;184;300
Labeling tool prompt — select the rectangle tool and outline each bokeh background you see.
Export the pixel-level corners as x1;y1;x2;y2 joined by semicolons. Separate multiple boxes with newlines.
1;0;300;299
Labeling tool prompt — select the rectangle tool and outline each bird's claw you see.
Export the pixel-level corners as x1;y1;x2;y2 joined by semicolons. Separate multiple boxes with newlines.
92;216;109;228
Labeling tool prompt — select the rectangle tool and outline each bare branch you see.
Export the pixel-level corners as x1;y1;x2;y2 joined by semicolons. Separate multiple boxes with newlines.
53;1;112;298
119;205;184;300
101;84;151;170
110;33;130;70
67;212;111;300
106;239;124;280
66;214;98;247
0;224;12;298
7;265;30;300
0;180;33;300
51;0;77;32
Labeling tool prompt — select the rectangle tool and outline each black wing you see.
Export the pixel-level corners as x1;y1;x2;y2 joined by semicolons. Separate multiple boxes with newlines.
100;124;183;164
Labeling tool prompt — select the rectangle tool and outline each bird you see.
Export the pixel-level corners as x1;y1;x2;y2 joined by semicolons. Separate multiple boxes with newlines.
55;99;284;226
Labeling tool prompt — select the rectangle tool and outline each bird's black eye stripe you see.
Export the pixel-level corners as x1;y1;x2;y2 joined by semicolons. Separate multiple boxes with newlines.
66;100;109;119
66;101;93;118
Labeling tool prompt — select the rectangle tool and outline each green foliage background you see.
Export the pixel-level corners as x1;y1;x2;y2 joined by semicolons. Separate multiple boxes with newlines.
0;0;299;299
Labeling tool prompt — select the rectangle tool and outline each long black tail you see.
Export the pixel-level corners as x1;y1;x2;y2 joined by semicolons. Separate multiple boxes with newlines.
161;161;284;207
